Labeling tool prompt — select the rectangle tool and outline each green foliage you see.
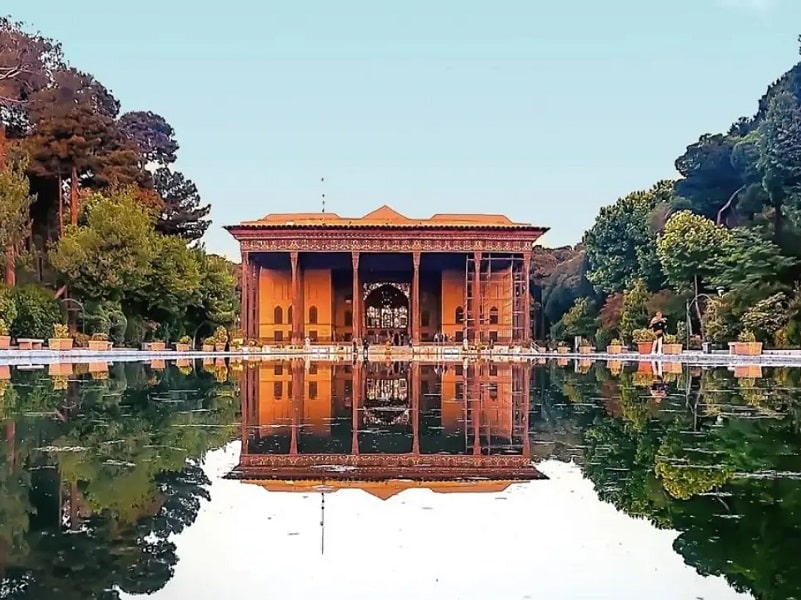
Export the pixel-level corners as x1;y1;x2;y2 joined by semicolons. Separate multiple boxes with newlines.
0;285;17;325
556;297;598;341
657;211;730;293
632;328;655;342
711;228;795;294
741;292;790;342
702;297;740;344
0;317;7;336
50;189;156;302
9;285;61;338
0;149;35;253
584;181;671;294
738;329;757;343
52;323;69;338
184;250;238;336
619;279;650;343
593;327;616;349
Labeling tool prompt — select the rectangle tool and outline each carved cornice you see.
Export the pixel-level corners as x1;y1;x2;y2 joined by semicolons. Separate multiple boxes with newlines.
240;234;534;253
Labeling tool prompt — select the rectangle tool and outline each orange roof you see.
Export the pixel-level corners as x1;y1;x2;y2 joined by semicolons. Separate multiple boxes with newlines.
229;204;544;231
243;478;523;500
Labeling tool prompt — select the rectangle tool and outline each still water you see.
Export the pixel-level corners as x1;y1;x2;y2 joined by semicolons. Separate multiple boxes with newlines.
0;358;799;599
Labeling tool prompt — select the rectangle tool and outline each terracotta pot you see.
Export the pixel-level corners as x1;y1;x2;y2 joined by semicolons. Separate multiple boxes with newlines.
88;340;112;351
636;342;652;354
214;343;227;352
150;360;166;370
557;346;569;354
0;335;10;350
48;362;73;376
606;345;623;355
664;362;683;374
48;338;74;351
88;361;108;373
579;346;592;354
663;344;683;355
175;343;190;352
202;344;214;352
729;341;763;356
556;358;569;367
0;364;10;379
734;365;763;379
149;342;167;352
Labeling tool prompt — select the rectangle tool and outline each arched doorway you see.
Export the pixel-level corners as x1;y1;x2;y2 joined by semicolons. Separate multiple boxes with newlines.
364;283;409;344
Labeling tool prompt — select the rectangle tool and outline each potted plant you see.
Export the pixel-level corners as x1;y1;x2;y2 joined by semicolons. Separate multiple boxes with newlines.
606;338;623;354
212;326;228;352
149;340;167;352
663;333;683;355
556;342;569;354
49;323;74;351
632;328;655;354
0;318;10;350
730;329;763;356
578;338;592;354
88;333;112;351
230;338;243;352
202;336;215;352
175;335;192;352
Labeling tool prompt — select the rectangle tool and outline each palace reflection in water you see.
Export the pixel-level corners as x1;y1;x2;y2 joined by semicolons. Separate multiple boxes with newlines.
231;360;542;497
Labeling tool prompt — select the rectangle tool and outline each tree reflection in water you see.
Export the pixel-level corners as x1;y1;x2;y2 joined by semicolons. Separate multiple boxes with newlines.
539;360;801;600
0;361;239;598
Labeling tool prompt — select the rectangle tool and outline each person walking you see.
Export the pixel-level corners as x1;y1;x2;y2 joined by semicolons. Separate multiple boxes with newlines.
649;311;667;354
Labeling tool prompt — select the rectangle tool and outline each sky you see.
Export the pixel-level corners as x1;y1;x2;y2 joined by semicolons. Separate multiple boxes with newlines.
6;0;801;259
126;445;748;600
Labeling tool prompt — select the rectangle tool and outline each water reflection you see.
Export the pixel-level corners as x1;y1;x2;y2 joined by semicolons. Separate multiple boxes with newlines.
232;360;541;499
0;358;799;598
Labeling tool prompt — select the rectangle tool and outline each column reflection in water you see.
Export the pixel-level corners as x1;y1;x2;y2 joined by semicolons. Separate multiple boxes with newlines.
230;359;543;492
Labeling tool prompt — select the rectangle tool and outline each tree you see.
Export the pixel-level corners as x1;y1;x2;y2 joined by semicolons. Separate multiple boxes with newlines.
584;181;670;294
0;148;35;285
619;279;649;342
757;88;801;241
657;211;730;295
557;297;598;342
153;167;210;242
118;111;178;167
49;189;156;301
184;250;237;341
710;227;795;294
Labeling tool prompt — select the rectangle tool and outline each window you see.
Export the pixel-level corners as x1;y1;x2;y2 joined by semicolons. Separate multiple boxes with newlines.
489;330;498;342
421;310;430;327
489;306;499;325
274;306;283;324
455;365;463;377
344;310;353;327
309;381;318;399
489;364;498;377
274;364;283;376
455;306;464;324
455;382;465;399
455;330;464;342
309;330;318;342
288;306;293;325
274;330;283;342
309;306;318;324
288;380;293;396
308;363;317;375
273;382;282;398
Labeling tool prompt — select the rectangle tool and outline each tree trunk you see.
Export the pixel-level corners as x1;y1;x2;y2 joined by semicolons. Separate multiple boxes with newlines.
70;167;79;226
4;246;14;287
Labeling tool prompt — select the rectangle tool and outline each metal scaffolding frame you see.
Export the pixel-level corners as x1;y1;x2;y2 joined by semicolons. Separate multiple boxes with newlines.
463;253;527;344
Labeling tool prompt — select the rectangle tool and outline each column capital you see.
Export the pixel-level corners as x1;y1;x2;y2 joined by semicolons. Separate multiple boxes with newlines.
290;251;299;263
351;250;360;268
473;250;483;262
412;251;421;268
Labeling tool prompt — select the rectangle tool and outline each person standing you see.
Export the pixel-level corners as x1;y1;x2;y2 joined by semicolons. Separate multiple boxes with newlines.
649;311;667;354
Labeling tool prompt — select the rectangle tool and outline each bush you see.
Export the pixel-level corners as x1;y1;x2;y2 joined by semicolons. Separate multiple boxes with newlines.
91;332;109;341
738;329;756;343
632;328;655;342
0;317;8;336
74;333;89;347
0;285;17;325
9;285;61;339
594;328;616;349
53;323;70;338
178;335;191;345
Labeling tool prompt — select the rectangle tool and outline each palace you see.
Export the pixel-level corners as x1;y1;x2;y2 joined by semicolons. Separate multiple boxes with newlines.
225;205;548;345
229;360;542;498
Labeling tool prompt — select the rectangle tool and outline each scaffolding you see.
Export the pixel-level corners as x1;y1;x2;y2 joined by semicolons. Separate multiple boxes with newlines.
464;253;528;344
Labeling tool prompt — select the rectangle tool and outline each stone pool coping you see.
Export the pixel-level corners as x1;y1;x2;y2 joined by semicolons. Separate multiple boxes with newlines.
2;346;801;367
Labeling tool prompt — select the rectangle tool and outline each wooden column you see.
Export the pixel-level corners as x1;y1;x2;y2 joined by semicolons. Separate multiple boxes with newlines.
522;363;531;459
352;361;362;454
522;251;532;343
290;359;303;454
412;252;421;344
290;252;300;344
411;362;420;454
472;251;482;344
471;362;482;455
251;262;260;340
351;252;360;342
241;252;250;338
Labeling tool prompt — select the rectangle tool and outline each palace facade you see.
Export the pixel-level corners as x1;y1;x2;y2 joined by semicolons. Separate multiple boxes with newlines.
229;360;542;497
225;206;548;345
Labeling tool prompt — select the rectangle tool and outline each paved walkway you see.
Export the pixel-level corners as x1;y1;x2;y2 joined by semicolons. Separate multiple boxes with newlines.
2;345;801;367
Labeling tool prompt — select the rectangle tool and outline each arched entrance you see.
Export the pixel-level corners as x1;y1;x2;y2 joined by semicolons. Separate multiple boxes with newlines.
364;283;409;345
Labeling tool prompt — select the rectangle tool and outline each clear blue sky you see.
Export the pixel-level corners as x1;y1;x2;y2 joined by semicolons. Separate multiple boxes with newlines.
6;0;801;258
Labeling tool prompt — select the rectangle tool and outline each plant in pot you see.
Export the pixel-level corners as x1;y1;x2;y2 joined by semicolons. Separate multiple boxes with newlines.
49;323;74;351
212;326;228;352
606;338;624;354
731;329;762;356
230;338;243;351
632;328;655;354
0;318;10;350
175;335;192;352
663;333;683;355
88;332;112;351
202;336;215;352
149;339;167;351
556;341;569;354
578;338;592;354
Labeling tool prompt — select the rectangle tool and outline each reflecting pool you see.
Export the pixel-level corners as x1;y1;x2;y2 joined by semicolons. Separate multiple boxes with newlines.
0;358;799;599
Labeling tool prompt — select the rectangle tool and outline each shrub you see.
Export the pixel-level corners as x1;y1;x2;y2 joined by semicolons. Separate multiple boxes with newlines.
609;338;623;346
741;292;789;342
664;334;678;344
632;328;655;342
203;336;215;346
0;286;17;326
738;329;756;343
74;333;90;347
578;337;592;347
0;317;8;336
594;328;616;349
53;323;70;338
91;332;109;341
178;335;191;345
9;285;61;339
212;326;228;344
774;328;790;349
